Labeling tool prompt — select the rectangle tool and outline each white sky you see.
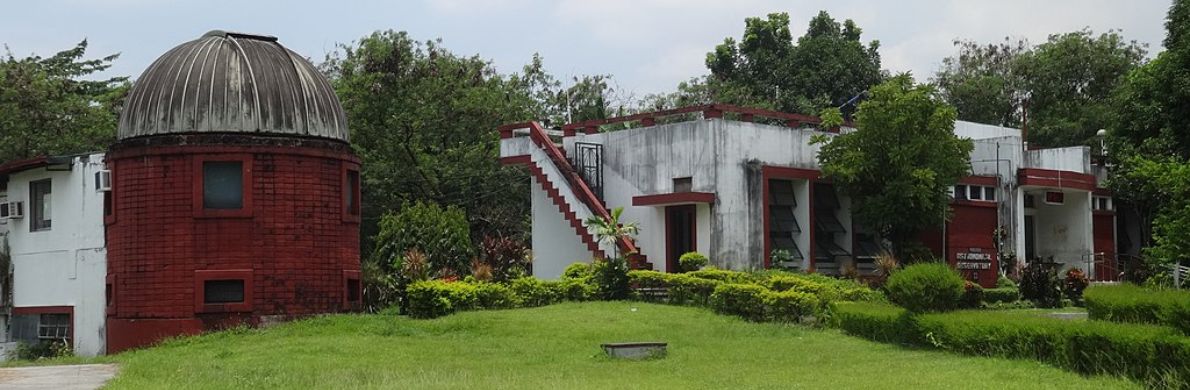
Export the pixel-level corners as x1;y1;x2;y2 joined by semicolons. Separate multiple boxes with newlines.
0;0;1172;100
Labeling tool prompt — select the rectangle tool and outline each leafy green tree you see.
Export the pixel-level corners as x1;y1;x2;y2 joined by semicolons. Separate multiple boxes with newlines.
815;75;974;255
934;30;1145;147
0;40;128;161
370;200;474;277
705;11;883;114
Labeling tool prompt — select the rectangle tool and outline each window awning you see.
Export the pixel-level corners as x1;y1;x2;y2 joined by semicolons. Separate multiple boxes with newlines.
632;192;715;207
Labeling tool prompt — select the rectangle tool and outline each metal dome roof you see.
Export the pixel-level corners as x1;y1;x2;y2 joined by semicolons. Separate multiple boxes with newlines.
118;30;349;142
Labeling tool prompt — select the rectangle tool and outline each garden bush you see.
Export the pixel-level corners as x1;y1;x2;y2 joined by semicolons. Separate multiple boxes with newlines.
405;280;478;318
996;275;1017;288
472;282;517;309
960;281;983;308
687;267;754;283
627;270;670;289
761;289;820;322
884;263;965;312
981;287;1020;304
1084;283;1190;335
371;201;474;277
678;252;709;272
592;257;631;300
561;262;594;280
666;274;722;306
1019;263;1062;307
830;302;913;344
508;277;560;307
710;283;768;321
1063;267;1090;301
915;310;1190;387
557;278;596;301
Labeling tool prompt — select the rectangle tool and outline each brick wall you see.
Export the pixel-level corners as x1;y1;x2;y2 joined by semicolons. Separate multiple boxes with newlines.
105;136;360;352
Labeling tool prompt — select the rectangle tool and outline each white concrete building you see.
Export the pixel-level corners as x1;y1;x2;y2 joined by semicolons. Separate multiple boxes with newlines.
0;153;109;357
500;105;1121;286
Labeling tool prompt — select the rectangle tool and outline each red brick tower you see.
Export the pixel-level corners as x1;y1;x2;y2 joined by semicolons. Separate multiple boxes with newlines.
105;31;361;353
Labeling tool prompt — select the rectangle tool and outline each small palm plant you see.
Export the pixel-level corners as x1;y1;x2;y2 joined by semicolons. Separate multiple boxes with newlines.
584;207;640;259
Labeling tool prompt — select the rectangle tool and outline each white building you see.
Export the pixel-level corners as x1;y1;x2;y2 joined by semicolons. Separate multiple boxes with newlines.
0;153;109;357
500;105;1120;287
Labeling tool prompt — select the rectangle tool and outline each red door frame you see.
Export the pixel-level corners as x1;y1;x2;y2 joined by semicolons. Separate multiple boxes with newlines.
665;205;697;273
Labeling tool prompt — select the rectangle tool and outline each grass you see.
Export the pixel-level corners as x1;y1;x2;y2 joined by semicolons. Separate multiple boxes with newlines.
46;302;1140;389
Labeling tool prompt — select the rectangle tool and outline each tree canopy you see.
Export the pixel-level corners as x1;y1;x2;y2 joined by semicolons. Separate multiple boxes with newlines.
934;30;1146;148
704;11;883;114
0;40;127;162
815;75;973;256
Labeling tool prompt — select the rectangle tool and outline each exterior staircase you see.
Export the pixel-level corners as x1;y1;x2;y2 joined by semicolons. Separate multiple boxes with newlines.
499;122;652;270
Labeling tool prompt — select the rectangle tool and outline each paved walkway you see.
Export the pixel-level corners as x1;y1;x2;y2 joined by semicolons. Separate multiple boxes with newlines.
0;364;119;389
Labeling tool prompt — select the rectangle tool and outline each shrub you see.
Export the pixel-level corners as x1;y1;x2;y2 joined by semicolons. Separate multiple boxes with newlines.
761;289;820;322
1084;284;1190;335
884;263;965;312
678;252;709;272
766;276;829;296
830;302;912;343
371;201;473;277
561;262;593;280
996;275;1017;288
592;257;631;300
508;277;560;307
982;287;1020;304
476;235;530;282
687;267;753;283
627;270;669;289
473;282;517;309
915;310;1190;387
12;340;71;360
666;274;721;306
405;280;478;319
1019;262;1062;307
1062;268;1089;301
960;281;983;308
709;283;768;321
558;278;596;301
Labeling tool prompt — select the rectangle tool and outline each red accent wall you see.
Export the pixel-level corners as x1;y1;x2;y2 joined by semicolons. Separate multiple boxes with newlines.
1092;213;1116;280
945;202;1000;287
105;140;361;353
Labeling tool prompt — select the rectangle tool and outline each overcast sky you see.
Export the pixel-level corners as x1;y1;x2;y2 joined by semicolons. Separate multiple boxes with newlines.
0;0;1174;100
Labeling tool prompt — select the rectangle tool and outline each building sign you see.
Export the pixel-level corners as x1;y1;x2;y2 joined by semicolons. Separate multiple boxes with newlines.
955;247;994;270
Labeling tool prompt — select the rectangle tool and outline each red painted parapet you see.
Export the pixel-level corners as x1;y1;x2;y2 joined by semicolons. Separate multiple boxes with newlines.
558;104;841;136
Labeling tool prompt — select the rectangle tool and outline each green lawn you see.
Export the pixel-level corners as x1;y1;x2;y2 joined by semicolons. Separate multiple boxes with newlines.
91;302;1134;389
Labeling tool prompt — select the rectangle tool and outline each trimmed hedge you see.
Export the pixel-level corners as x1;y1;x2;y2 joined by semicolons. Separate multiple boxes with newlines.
916;311;1190;387
667;274;722;306
1085;284;1190;335
710;283;769;321
761;289;820;322
831;302;913;343
982;287;1020;304
832;302;1190;388
508;277;560;307
678;252;709;272
406;280;479;319
687;267;754;283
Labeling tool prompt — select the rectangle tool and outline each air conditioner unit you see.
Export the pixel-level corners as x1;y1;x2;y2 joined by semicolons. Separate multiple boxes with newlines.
1;201;24;219
95;170;112;192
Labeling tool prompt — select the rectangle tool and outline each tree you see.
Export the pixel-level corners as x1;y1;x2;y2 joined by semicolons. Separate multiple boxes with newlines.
0;40;128;162
815;75;974;256
1105;0;1190;283
933;30;1146;148
704;11;883;114
583;207;639;260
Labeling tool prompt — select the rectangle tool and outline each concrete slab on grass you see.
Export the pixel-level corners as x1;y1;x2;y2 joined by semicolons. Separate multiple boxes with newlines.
0;364;118;389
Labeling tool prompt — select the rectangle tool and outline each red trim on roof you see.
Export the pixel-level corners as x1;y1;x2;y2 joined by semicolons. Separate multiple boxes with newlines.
1018;168;1097;192
0;155;51;176
632;192;716;206
761;166;821;181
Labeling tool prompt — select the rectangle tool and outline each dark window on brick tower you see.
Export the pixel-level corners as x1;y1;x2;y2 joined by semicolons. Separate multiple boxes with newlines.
203;162;243;209
203;280;245;304
30;179;52;231
346;278;361;303
346;170;360;216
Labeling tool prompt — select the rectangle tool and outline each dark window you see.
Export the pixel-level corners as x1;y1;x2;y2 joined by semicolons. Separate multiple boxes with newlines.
1045;191;1065;204
1024;194;1036;208
346;170;360;216
347;278;361;302
673;177;693;193
37;313;70;340
203;162;243;209
953;185;967;200
30;179;51;231
968;186;982;200
203;279;245;304
103;191;113;217
106;283;113;307
984;186;996;201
